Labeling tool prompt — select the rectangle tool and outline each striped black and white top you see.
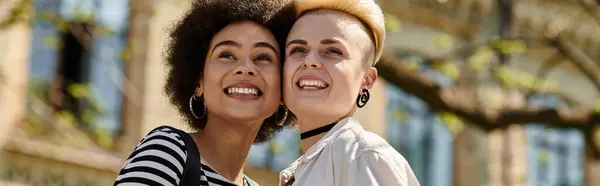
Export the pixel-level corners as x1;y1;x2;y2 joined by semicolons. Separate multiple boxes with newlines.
114;126;259;186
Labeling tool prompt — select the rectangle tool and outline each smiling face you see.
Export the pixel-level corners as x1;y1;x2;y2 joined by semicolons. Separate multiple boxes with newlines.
198;21;281;123
283;10;377;125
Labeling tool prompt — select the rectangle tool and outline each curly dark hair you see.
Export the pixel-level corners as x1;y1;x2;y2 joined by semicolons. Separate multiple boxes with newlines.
164;0;296;143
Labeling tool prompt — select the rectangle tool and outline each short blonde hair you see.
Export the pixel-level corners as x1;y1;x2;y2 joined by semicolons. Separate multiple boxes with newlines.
295;0;385;64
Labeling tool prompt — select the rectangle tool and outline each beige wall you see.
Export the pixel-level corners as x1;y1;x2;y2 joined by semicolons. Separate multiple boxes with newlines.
354;77;388;137
140;0;192;136
0;10;30;149
1;150;117;186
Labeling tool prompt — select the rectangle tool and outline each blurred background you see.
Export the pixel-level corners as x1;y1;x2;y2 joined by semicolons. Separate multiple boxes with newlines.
1;0;600;185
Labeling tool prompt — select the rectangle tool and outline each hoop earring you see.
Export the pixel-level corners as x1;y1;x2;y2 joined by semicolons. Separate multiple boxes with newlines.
189;94;207;119
356;89;370;108
277;104;288;126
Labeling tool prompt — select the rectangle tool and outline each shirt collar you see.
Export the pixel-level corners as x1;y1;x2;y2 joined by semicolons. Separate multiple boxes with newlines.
300;117;361;163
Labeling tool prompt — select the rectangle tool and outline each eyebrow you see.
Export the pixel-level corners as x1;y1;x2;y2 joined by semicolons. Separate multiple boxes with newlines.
212;40;240;53
320;39;340;45
286;38;343;48
254;42;278;54
286;39;307;48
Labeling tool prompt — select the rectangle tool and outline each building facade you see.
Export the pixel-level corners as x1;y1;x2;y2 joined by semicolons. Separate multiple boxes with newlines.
1;0;599;186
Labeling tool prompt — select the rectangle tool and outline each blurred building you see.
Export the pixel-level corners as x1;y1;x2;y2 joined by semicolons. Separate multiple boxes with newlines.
1;0;599;186
0;0;132;185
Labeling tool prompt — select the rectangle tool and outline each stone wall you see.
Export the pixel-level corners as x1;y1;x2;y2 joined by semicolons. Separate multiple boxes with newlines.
0;1;30;150
139;0;191;135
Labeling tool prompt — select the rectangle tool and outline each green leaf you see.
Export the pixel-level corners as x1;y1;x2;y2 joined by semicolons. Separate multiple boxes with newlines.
538;148;550;165
384;13;401;32
435;33;453;49
390;108;408;124
269;141;284;155
432;61;460;80
467;46;494;71
494;40;526;55
95;128;115;149
81;108;96;126
595;100;600;113
53;18;69;33
56;110;76;128
67;83;89;99
439;112;464;135
42;34;60;49
403;56;422;70
532;80;559;93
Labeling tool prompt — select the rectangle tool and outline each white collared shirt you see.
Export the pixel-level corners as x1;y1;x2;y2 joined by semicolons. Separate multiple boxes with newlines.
279;117;420;186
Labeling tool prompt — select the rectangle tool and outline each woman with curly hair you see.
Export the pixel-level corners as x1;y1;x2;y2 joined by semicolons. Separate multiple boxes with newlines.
279;0;420;185
114;0;294;186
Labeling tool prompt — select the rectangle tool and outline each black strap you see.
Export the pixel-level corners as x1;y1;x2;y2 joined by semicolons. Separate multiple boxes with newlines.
174;129;202;186
283;176;295;186
300;122;337;140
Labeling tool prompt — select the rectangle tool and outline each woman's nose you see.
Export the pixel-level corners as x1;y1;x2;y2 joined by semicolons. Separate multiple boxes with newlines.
233;59;257;76
303;52;323;69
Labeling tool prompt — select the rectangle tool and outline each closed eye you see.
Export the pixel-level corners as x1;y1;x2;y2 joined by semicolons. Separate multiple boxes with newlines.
325;48;343;55
289;47;307;56
254;54;273;62
218;51;237;60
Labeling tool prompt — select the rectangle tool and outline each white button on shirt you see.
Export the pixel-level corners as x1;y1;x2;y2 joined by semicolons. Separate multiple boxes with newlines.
279;117;420;186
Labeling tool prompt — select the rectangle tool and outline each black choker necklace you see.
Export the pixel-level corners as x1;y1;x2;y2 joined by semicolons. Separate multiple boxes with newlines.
300;122;337;140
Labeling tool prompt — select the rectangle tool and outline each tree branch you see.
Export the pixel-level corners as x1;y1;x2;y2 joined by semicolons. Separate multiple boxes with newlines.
553;36;600;92
576;0;600;27
376;54;600;158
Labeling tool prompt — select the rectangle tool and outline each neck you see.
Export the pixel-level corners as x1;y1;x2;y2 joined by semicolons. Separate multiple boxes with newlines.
193;115;262;184
298;117;347;153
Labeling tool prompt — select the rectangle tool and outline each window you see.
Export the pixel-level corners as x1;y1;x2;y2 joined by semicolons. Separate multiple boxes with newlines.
525;94;584;186
25;0;129;150
384;52;454;186
53;22;93;123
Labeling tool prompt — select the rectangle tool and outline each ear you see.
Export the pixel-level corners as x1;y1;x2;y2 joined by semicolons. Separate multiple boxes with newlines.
195;79;204;97
361;67;377;90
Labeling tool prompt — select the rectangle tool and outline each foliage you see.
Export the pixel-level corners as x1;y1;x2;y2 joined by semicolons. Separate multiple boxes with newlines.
390;107;408;124
435;33;453;49
269;141;285;155
431;60;460;80
0;0;129;151
384;13;401;32
439;112;464;135
467;46;495;71
24;78;115;149
0;0;32;28
538;148;550;165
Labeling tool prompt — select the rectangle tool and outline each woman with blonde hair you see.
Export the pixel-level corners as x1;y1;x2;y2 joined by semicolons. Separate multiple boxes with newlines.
279;0;420;185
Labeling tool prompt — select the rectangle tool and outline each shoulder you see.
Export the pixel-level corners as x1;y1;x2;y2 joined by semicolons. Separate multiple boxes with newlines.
331;119;392;152
347;150;419;186
126;125;189;165
133;125;188;153
115;126;190;186
330;119;403;162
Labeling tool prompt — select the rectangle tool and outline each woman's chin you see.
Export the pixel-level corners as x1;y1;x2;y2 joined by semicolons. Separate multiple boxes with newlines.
291;105;343;120
222;110;270;124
